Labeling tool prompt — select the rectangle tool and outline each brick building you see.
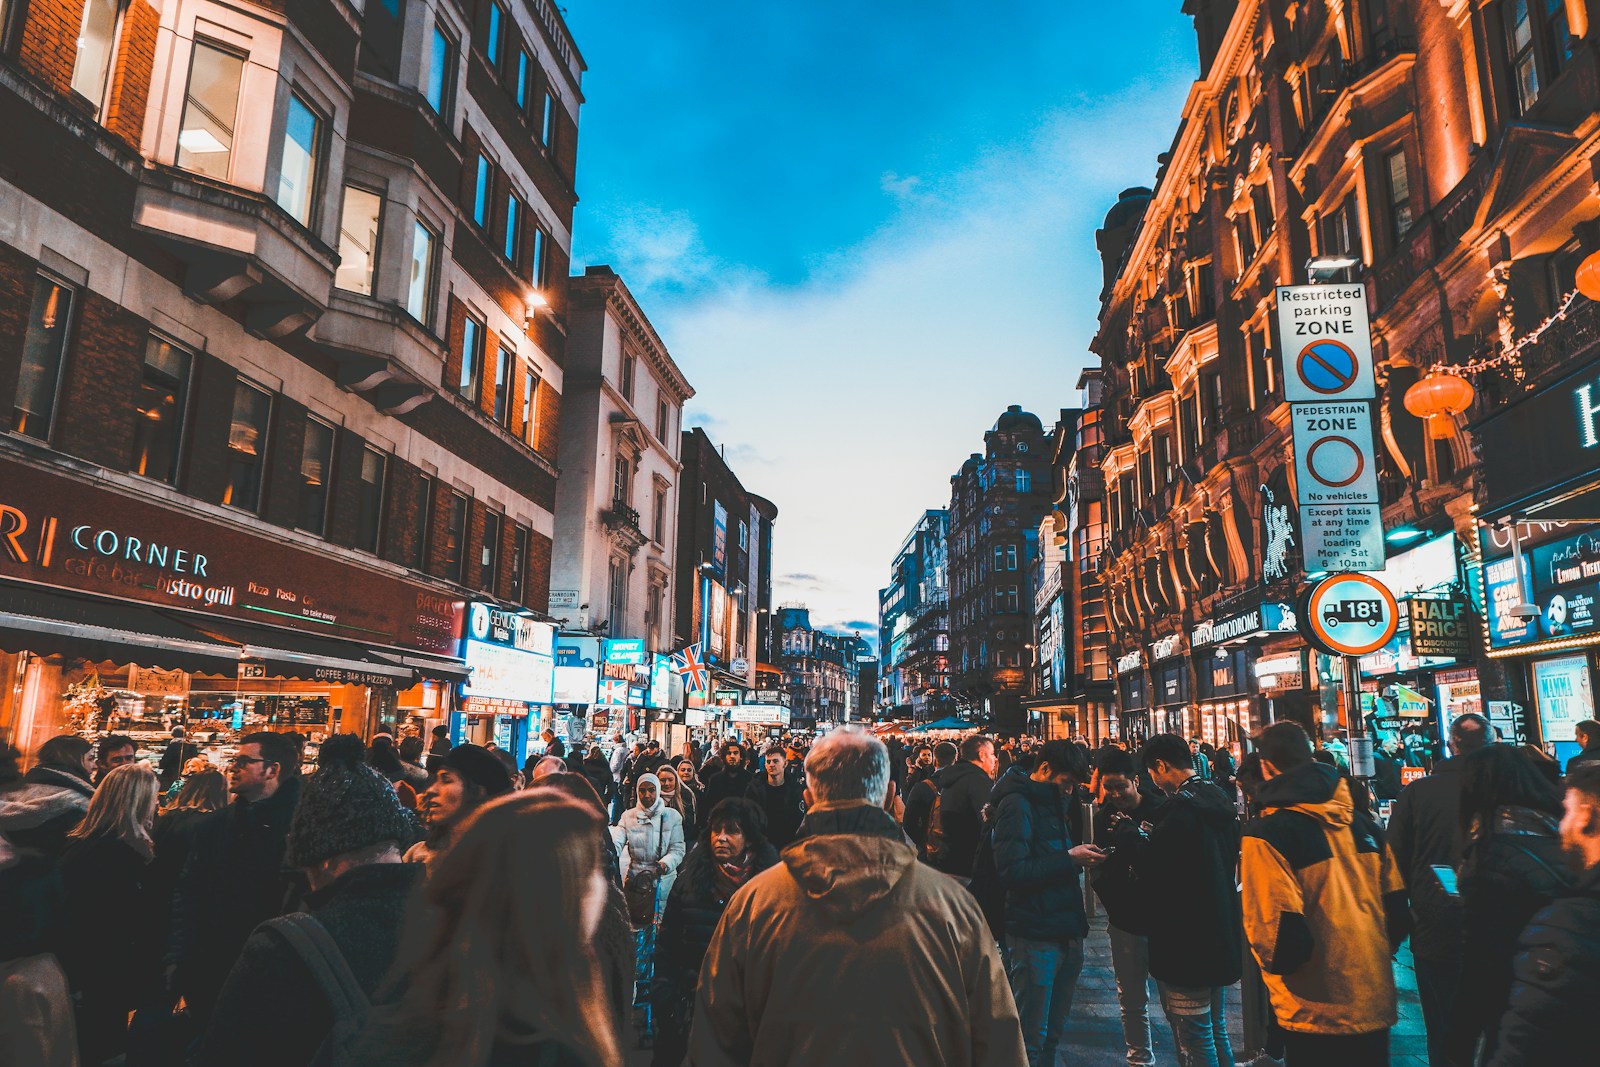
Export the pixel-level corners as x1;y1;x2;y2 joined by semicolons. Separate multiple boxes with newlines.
0;0;584;755
946;405;1053;733
1093;0;1600;754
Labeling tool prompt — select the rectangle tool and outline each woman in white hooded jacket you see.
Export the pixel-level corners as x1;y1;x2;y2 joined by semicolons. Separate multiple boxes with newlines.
615;772;685;925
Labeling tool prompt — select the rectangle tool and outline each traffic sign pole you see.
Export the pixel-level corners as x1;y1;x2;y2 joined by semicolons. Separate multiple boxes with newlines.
1343;654;1374;778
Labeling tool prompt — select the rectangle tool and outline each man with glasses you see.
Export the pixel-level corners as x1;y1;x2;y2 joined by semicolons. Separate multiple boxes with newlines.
165;732;302;1026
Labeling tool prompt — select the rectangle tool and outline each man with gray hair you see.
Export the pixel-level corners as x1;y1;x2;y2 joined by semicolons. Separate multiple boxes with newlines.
689;727;1025;1067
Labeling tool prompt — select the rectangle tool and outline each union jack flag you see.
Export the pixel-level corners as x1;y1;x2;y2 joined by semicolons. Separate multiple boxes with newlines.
596;678;630;707
671;643;709;694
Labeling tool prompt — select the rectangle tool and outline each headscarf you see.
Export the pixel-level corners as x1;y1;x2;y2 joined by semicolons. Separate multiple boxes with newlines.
635;772;663;817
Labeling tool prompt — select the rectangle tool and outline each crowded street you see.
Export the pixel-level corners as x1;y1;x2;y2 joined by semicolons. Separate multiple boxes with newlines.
6;0;1600;1065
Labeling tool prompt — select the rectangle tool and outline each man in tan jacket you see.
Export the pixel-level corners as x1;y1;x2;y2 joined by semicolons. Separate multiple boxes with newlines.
688;728;1024;1067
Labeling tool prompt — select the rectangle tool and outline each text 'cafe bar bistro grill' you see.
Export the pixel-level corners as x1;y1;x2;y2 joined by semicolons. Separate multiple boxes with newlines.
0;457;471;767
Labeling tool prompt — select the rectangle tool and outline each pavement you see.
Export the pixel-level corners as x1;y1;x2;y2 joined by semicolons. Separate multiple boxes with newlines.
627;906;1433;1066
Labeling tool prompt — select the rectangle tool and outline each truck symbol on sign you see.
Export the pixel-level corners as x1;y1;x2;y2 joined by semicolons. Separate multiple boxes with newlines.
1324;599;1386;628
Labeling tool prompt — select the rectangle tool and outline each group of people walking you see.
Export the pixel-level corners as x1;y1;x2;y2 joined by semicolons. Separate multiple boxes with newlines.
2;715;1597;1067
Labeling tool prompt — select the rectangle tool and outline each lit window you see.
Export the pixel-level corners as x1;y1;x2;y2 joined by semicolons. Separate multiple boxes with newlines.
1015;469;1031;493
224;381;272;513
1384;149;1413;241
131;337;191;485
407;220;438;325
335;186;383;295
70;0;121;112
297;417;335;535
486;2;505;67
177;41;245;180
12;276;75;442
276;93;322;227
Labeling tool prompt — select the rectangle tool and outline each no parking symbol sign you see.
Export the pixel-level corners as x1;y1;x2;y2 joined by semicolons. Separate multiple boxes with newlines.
1275;283;1386;573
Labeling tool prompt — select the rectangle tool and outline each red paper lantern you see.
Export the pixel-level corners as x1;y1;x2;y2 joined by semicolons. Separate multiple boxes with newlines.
1578;249;1600;302
1404;369;1476;439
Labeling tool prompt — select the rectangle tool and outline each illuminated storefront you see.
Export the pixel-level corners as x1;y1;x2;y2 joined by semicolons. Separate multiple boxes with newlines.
1;458;466;763
456;604;556;762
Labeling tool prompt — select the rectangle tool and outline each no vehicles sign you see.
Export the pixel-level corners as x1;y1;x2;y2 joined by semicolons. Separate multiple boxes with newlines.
1276;285;1375;402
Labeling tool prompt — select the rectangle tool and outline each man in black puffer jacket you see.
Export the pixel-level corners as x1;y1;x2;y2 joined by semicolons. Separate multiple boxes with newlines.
1487;764;1600;1065
925;735;1000;879
991;740;1108;1067
1131;734;1242;1067
652;799;778;1067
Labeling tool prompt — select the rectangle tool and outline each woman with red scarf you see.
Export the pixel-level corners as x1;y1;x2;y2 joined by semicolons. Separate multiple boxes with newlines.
651;798;778;1067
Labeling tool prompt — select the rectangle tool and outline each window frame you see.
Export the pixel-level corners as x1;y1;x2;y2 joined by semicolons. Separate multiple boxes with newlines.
1383;147;1413;243
443;491;469;582
472;153;493;230
129;334;193;486
485;1;505;68
356;447;387;554
334;185;384;295
522;366;541;446
493;344;515;427
509;523;529;603
223;379;274;515
176;38;247;182
458;314;485;403
295;415;337;536
425;22;457;119
11;273;78;444
528;224;548;287
480;510;502;592
70;0;125;115
276;90;325;229
503;192;523;264
407;218;440;327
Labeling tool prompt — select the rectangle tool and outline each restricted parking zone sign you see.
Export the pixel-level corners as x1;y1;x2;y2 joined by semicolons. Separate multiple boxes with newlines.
1302;572;1399;656
1276;285;1375;403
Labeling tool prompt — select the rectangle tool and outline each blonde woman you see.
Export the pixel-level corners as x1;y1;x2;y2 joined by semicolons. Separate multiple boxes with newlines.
359;791;622;1067
59;762;160;1063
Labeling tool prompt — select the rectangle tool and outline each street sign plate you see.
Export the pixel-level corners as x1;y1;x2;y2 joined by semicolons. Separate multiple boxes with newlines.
1276;284;1375;402
1303;572;1399;656
1301;502;1386;572
1291;401;1385;571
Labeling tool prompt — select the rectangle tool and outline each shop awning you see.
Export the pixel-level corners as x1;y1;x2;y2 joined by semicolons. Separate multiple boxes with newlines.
380;649;471;685
0;583;241;674
182;617;416;686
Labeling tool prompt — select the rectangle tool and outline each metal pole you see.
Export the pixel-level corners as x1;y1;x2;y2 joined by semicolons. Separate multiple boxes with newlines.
1344;654;1374;777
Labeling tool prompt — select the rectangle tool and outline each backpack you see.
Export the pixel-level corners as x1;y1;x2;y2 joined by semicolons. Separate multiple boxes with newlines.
921;780;947;866
967;823;1007;942
262;913;370;1066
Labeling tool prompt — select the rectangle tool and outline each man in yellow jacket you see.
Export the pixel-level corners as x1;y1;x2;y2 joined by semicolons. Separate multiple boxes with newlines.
1241;722;1409;1066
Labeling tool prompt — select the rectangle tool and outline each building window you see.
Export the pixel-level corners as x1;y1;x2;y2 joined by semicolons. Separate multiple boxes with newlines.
130;337;190;484
529;224;548;286
70;0;121;112
1320;193;1361;259
458;316;484;402
540;90;557;147
224;380;272;513
480;511;502;591
1006;544;1019;571
1384;149;1413;241
620;353;635;402
738;520;748;550
296;417;335;535
414;475;433;569
407;220;438;325
656;398;670;442
271;95;322;229
1506;0;1571;113
522;367;540;445
493;345;514;427
1201;368;1223;432
503;194;522;263
356;448;386;553
509;524;529;603
177;40;245;180
485;1;505;66
613;454;632;505
472;154;492;228
1233;215;1257;275
609;556;628;624
425;23;455;118
1015;469;1031;493
515;49;531;109
993;544;1005;572
335;186;383;294
653;485;668;543
12;276;76;442
443;491;468;581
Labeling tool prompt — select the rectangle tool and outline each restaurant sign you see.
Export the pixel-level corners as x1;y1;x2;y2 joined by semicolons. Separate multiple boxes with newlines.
0;457;461;653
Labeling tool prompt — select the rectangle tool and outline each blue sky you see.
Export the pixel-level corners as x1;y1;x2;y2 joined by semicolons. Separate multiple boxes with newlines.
565;0;1199;641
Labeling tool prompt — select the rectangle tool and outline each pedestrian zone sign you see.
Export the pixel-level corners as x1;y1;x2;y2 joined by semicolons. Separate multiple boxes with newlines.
1291;402;1385;572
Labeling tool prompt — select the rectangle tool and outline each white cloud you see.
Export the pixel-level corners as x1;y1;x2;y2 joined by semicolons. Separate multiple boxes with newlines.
602;85;1190;634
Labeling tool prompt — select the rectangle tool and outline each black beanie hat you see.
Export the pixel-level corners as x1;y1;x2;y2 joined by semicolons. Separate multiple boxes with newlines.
441;743;515;797
286;735;417;868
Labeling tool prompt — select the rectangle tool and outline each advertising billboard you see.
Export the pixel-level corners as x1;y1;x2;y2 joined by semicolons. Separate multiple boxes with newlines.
1483;525;1600;650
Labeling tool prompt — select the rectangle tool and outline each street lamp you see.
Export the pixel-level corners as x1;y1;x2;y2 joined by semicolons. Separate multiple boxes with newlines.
1305;255;1361;283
